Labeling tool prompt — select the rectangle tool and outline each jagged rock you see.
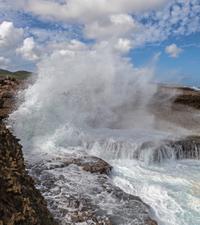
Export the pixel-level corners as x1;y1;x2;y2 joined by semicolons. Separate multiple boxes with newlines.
0;123;58;225
0;78;21;121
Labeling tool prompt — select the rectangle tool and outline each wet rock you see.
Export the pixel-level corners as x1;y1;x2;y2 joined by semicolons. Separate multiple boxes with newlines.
138;136;200;163
52;155;112;175
169;136;200;160
0;123;58;225
29;155;157;225
152;136;200;162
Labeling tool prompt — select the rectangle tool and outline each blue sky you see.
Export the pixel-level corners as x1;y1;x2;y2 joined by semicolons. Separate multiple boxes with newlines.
0;0;200;86
131;33;200;85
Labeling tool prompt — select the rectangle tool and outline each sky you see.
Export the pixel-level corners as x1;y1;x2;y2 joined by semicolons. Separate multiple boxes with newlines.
0;0;200;86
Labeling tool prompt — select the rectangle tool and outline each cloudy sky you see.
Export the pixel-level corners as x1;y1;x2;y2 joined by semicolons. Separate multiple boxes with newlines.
0;0;200;85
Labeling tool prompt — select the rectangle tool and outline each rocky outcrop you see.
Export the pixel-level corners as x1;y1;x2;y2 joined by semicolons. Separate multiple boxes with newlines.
0;77;58;225
38;155;112;175
173;87;200;109
0;77;21;120
29;154;157;225
167;136;200;160
137;136;200;163
0;123;58;225
149;85;200;133
156;85;200;110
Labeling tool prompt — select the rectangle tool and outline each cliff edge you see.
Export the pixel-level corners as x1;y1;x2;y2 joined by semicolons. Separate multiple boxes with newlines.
0;77;58;225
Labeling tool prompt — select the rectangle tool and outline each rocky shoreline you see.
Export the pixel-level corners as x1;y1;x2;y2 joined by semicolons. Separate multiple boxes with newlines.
28;153;158;225
0;77;158;224
1;77;200;225
0;77;58;225
0;123;58;225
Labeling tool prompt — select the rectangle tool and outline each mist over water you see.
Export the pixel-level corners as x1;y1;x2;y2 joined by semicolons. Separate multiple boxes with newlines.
9;47;200;225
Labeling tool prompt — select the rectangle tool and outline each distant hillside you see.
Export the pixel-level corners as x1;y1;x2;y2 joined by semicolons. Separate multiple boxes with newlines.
0;69;32;80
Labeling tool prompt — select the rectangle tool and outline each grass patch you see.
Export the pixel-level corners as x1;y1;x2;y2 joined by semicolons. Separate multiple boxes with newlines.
0;69;32;80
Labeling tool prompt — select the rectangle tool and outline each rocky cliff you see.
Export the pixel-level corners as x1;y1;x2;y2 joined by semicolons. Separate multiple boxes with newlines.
0;77;58;225
0;123;57;225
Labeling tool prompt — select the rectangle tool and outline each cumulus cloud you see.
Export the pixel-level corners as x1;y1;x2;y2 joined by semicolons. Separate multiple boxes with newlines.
0;21;24;49
20;0;168;23
165;44;183;58
0;0;199;70
1;1;200;48
16;37;39;61
84;14;137;40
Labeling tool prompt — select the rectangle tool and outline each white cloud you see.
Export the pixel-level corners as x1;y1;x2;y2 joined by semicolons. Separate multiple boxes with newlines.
115;38;132;53
0;0;199;71
0;56;10;68
21;0;168;23
84;14;137;40
1;1;199;50
119;0;199;48
0;21;24;49
165;43;183;58
16;37;39;61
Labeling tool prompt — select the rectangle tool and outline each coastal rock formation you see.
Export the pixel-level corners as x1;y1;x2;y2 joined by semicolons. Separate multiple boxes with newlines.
0;123;57;225
149;85;200;134
0;77;21;120
29;154;157;225
0;76;158;225
173;87;200;110
0;77;57;225
155;85;200;109
167;136;200;160
137;136;200;163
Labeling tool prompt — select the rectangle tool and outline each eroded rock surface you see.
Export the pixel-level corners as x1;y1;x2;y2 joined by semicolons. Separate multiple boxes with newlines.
0;123;57;225
29;154;157;225
0;77;21;120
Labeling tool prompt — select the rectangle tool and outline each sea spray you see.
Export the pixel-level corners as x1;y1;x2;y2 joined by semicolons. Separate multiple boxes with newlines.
9;47;157;152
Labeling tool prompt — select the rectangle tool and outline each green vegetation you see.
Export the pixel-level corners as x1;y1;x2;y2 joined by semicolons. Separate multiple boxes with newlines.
0;69;32;80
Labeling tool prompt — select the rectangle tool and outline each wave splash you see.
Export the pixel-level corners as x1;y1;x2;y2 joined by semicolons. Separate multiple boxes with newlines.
9;48;157;153
8;48;200;225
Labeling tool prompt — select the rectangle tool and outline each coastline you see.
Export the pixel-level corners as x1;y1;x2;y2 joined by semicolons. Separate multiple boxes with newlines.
1;76;199;224
0;77;158;224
